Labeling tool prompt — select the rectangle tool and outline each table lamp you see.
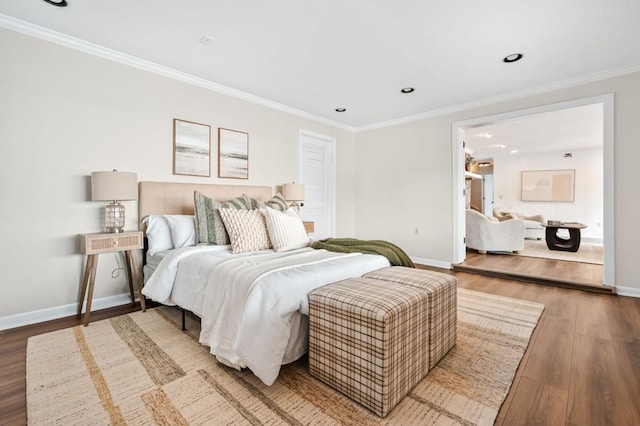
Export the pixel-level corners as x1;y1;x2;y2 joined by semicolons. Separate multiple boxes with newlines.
282;182;305;212
91;170;137;233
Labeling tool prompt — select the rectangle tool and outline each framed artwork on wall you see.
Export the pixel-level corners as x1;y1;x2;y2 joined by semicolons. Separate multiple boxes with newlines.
218;127;249;179
173;119;211;177
521;169;575;202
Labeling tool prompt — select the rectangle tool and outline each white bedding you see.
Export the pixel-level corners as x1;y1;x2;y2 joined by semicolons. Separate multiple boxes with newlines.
142;246;390;385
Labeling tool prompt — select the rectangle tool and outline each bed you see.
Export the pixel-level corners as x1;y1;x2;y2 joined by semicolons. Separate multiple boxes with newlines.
138;181;390;385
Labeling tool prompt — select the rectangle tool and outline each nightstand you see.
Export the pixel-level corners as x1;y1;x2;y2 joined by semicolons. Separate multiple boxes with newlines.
303;221;314;233
78;231;145;326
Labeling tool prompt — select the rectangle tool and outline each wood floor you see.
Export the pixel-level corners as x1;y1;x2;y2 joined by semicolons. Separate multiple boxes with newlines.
2;272;640;425
459;249;605;289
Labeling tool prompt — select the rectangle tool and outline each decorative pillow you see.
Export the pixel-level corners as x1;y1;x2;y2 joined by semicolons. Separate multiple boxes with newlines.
243;194;264;210
263;207;310;252
164;215;197;248
144;215;174;255
218;208;272;254
224;194;252;210
264;193;289;211
194;192;251;245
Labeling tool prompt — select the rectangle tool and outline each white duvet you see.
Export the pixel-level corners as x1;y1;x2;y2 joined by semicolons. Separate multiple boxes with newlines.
142;246;390;385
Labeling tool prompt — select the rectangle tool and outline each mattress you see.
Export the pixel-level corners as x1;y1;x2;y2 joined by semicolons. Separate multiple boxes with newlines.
143;249;172;283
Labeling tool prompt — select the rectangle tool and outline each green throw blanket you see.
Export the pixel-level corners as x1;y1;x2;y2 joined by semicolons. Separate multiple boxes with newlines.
310;238;415;268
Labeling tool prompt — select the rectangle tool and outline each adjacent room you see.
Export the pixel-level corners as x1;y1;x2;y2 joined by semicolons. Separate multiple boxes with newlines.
1;1;639;425
459;103;607;290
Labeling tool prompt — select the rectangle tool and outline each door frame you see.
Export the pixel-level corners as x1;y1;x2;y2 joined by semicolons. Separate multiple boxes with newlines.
298;129;337;237
451;94;615;286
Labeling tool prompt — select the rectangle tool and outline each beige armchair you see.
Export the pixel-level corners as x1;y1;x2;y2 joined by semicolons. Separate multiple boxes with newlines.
493;207;545;240
466;209;525;254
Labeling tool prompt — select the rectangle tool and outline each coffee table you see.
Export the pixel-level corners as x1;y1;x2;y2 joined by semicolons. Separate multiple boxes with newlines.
542;222;587;252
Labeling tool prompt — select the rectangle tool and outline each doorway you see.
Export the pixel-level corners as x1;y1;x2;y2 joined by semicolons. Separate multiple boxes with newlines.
451;94;615;287
298;130;336;239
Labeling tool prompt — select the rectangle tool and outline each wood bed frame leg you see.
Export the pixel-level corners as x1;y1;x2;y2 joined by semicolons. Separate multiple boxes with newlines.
181;309;186;331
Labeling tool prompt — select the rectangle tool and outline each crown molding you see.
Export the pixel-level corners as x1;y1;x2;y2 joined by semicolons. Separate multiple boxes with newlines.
0;14;356;133
3;13;640;134
356;62;640;132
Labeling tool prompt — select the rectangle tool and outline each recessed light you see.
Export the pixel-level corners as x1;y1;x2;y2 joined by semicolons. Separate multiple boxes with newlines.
510;150;518;154
503;53;523;63
199;35;215;45
42;0;68;6
335;108;346;112
400;87;415;94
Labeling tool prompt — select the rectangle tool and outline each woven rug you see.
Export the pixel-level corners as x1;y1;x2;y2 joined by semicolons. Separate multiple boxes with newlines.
515;240;603;264
27;289;544;425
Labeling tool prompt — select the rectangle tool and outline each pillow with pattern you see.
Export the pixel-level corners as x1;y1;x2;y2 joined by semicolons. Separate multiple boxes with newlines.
243;193;288;211
218;208;272;253
263;207;309;252
194;191;251;245
264;193;289;211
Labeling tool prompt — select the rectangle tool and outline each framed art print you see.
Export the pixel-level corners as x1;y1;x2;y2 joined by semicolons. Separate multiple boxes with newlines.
521;169;575;202
173;119;211;177
218;127;249;179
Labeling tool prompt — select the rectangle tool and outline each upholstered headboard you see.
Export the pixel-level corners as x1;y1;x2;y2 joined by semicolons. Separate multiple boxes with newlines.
138;181;273;231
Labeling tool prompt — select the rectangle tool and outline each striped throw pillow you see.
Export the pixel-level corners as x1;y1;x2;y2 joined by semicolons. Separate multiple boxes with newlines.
263;207;310;252
194;192;251;245
264;193;289;211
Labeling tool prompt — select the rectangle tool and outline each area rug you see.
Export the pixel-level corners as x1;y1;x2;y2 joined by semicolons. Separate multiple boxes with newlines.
26;289;544;425
516;240;603;264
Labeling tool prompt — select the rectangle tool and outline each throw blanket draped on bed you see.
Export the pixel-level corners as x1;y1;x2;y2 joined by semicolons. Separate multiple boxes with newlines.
310;238;415;268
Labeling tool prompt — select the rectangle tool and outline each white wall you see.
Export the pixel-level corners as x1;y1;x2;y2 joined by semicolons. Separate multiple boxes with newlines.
0;28;356;321
493;147;604;239
356;72;640;292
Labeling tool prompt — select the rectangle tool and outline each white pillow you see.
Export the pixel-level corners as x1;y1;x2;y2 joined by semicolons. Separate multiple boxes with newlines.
263;207;310;252
218;208;271;254
145;215;174;255
164;215;197;248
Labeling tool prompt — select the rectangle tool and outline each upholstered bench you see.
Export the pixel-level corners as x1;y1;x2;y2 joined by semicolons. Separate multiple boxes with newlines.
308;277;431;417
363;267;457;368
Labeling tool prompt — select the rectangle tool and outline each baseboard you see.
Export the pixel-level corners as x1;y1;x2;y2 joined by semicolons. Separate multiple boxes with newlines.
0;293;135;331
582;237;604;243
411;256;452;270
615;285;640;298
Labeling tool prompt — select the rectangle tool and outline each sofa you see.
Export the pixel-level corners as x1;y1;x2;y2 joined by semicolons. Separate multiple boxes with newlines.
466;209;525;254
493;207;545;240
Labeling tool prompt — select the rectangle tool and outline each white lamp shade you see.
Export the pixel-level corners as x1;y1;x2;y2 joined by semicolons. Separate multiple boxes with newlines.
91;171;138;201
282;182;304;201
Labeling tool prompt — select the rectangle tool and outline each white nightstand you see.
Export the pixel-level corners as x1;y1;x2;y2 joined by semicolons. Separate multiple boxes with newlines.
78;231;145;326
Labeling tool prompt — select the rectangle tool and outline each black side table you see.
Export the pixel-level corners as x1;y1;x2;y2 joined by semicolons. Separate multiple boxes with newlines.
542;222;587;252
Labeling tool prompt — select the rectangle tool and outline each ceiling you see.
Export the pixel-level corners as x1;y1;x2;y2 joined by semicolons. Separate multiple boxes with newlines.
465;103;604;160
1;1;639;128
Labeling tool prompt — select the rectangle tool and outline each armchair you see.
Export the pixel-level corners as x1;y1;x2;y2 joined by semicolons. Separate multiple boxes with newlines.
466;209;525;254
493;207;545;240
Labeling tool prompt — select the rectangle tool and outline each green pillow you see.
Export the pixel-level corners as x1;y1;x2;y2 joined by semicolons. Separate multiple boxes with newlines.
194;191;250;244
264;193;289;211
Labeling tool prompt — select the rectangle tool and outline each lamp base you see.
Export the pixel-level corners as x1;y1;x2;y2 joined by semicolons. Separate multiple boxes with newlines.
105;201;125;233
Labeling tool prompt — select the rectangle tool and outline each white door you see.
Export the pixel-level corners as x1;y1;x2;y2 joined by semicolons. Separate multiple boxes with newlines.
483;174;494;216
298;130;335;239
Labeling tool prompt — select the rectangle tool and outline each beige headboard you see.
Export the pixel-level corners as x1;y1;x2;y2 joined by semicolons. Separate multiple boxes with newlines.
138;181;273;231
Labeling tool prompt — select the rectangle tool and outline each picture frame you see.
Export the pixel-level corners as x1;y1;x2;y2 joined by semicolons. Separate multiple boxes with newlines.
218;127;249;179
173;119;211;177
521;169;575;202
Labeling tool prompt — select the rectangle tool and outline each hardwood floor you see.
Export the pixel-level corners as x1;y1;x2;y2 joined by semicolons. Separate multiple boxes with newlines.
458;249;606;290
2;273;639;425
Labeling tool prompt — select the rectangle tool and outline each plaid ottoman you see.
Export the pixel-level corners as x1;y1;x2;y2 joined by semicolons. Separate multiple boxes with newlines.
308;277;430;417
364;266;457;368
